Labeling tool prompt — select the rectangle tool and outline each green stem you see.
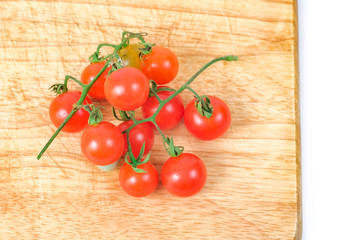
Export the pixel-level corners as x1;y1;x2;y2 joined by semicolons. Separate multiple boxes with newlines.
151;120;174;155
64;75;85;88
128;112;138;124
136;33;146;43
37;110;77;160
100;53;114;61
185;86;212;112
119;55;238;158
126;118;153;132
154;55;237;116
37;36;145;160
122;31;147;43
185;85;202;99
89;43;119;63
112;107;122;121
96;43;118;54
149;87;163;103
152;120;168;143
121;31;130;41
125;129;135;163
39;50;237;160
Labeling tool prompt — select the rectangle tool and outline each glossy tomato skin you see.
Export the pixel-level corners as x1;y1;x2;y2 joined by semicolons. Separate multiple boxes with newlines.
184;96;231;140
119;162;158;197
81;62;111;99
161;153;207;197
141;46;179;85
118;43;142;69
141;90;184;130
104;67;149;111
49;91;91;133
118;120;154;158
81;121;124;166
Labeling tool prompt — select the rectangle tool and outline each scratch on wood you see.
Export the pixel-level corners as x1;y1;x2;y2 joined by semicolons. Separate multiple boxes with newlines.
50;155;69;178
168;27;171;48
61;193;84;218
96;17;108;43
2;199;8;214
7;151;11;180
221;10;236;48
205;198;271;239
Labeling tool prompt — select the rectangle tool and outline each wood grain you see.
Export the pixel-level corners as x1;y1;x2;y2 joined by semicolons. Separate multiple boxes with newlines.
0;0;301;239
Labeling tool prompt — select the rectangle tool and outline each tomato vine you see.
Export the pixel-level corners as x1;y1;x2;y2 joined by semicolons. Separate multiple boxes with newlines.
38;31;238;175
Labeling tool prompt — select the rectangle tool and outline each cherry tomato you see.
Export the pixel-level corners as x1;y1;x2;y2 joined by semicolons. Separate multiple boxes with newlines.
81;62;111;99
119;162;158;197
118;43;142;69
161;153;207;197
49;91;91;133
104;67;149;111
184;96;231;140
118;120;154;158
141;90;184;130
141;46;179;85
81;121;124;166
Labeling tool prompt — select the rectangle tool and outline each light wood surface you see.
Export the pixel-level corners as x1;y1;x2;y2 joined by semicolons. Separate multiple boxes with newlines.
0;0;301;239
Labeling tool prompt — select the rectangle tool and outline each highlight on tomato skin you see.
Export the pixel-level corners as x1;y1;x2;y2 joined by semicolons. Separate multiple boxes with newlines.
117;120;154;158
81;62;111;99
161;153;207;197
119;161;158;198
49;91;92;133
81;121;124;166
184;96;231;140
141;46;179;85
104;67;150;111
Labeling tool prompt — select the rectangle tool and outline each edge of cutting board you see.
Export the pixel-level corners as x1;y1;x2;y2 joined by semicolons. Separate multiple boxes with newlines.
294;0;302;239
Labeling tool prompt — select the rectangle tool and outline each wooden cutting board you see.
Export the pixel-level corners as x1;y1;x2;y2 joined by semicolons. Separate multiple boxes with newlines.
0;0;301;239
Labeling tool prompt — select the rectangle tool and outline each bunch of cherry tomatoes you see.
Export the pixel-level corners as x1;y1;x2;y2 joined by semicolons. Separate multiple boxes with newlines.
42;32;235;198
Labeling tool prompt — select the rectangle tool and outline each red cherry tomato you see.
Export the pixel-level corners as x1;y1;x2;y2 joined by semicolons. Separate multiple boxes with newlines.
118;120;154;158
119;162;158;197
141;90;184;130
161;153;207;197
141;46;179;85
104;67;149;111
81;121;124;166
184;96;231;140
49;91;91;133
81;62;111;99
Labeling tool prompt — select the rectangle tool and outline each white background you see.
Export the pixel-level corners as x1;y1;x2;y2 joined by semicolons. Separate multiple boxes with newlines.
298;0;360;239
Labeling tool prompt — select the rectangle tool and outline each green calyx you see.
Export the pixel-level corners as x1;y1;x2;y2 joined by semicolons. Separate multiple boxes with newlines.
49;83;68;95
75;103;104;125
139;42;155;57
195;95;213;118
163;137;184;157
124;141;151;173
148;80;176;98
112;107;134;121
89;52;102;64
